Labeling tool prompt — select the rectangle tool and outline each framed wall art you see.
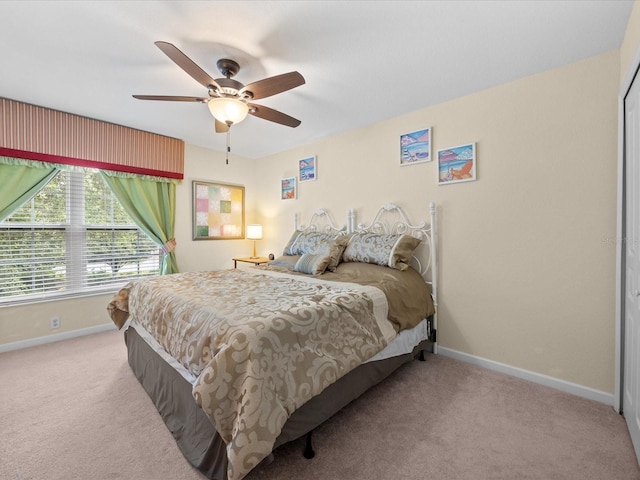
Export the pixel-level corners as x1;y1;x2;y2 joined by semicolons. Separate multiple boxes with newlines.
281;177;297;200
192;180;245;240
437;143;476;185
400;127;431;166
299;155;317;182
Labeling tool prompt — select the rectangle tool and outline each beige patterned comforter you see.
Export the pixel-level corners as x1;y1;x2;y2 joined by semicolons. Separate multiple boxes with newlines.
107;268;393;480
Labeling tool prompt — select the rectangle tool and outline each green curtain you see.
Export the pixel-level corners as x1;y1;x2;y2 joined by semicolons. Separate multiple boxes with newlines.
100;172;179;275
0;162;58;221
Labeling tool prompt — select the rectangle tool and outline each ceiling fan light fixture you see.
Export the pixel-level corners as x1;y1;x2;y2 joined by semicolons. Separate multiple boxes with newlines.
207;97;249;125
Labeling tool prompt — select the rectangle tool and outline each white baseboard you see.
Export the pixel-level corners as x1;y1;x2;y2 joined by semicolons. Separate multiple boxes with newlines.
437;346;614;406
0;323;117;354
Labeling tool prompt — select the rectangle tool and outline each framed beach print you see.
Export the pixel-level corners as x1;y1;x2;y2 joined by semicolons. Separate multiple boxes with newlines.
437;143;476;185
400;127;431;166
281;177;297;200
192;180;245;240
299;156;317;182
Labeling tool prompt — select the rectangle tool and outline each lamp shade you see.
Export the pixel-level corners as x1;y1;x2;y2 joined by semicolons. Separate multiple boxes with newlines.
207;97;249;125
246;224;263;240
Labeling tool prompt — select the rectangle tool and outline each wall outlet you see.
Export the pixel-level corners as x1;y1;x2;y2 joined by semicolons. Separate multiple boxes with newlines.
49;316;61;329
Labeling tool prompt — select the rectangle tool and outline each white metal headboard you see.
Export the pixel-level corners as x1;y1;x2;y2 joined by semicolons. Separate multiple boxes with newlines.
350;202;438;338
293;209;347;235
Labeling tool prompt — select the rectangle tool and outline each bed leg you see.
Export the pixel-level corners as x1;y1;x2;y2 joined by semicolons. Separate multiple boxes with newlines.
418;350;426;362
303;430;315;459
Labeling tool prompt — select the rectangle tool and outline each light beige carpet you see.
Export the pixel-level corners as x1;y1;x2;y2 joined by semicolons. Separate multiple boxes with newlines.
1;329;638;480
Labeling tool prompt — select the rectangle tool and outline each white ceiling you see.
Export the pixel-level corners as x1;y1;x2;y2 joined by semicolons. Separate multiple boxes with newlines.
0;1;633;159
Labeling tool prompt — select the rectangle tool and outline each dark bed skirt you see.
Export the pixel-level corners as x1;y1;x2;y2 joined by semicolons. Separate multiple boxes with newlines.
124;326;432;480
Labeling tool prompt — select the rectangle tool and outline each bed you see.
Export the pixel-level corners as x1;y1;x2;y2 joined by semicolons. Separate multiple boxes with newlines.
107;202;438;480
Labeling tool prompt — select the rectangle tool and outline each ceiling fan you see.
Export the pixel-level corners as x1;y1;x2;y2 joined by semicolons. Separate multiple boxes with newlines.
133;41;305;133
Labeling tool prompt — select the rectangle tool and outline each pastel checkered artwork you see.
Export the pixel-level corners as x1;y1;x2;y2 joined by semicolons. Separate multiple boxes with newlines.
193;181;245;239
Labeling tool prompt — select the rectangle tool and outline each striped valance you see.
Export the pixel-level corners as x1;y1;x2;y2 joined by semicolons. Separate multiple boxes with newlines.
0;98;184;179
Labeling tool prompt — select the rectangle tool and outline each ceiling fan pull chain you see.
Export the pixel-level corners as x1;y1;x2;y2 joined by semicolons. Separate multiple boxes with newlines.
226;129;231;165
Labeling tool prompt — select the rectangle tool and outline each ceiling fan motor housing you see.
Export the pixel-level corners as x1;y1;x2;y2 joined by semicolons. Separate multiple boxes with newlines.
212;77;245;97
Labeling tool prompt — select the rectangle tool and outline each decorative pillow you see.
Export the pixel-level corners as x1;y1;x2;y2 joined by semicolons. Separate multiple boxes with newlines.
267;255;300;271
294;253;331;275
315;235;350;272
282;231;302;256
283;231;340;256
342;233;421;271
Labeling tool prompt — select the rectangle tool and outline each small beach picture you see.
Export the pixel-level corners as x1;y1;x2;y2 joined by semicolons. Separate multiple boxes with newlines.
299;156;317;182
400;128;431;166
281;177;297;200
438;143;476;185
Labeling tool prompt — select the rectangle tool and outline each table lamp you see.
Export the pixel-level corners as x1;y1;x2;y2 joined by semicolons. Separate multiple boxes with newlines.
246;224;263;259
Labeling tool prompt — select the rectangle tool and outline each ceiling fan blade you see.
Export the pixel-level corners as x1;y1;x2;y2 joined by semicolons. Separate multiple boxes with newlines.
215;119;229;133
132;95;208;102
248;103;301;128
239;72;305;100
154;41;221;90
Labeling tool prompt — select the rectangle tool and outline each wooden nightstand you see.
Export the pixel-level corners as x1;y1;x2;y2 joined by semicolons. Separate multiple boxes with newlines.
232;257;270;268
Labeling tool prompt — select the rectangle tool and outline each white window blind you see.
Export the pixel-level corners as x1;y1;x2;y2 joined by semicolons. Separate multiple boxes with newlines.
0;169;161;305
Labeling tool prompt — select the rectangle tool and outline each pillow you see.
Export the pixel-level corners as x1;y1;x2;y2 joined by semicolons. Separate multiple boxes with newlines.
294;253;331;275
283;231;340;256
342;233;421;270
315;235;350;272
282;231;302;256
267;255;300;271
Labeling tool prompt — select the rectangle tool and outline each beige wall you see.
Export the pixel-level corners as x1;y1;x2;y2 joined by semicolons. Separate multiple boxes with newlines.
621;1;640;87
174;143;258;273
0;50;623;395
254;51;620;394
0;293;115;347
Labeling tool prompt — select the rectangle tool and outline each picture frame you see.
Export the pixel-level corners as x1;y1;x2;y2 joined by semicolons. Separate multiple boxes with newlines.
192;180;245;240
437;143;477;185
400;127;432;166
281;177;297;200
299;155;317;182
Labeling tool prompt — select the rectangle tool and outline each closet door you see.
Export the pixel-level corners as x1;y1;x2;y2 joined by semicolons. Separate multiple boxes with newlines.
624;72;640;465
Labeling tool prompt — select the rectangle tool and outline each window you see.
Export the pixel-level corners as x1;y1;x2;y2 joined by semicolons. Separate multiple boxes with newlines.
0;169;161;304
